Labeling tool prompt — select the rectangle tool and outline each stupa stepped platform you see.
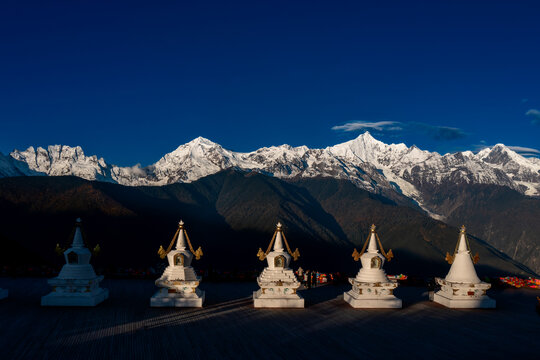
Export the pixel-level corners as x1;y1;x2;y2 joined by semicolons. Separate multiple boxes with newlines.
158;266;200;282
257;268;298;283
57;265;97;279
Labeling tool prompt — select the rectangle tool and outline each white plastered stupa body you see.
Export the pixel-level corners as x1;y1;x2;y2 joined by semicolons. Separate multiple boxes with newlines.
344;224;402;308
433;225;495;308
151;220;205;307
253;222;304;308
41;218;109;306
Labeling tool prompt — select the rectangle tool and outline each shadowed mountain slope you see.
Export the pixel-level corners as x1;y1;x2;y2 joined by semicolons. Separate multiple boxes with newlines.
422;184;540;275
0;171;533;277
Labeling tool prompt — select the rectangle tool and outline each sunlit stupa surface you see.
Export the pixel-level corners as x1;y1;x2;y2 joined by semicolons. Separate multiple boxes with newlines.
253;222;304;308
151;220;205;307
432;225;495;308
343;224;402;308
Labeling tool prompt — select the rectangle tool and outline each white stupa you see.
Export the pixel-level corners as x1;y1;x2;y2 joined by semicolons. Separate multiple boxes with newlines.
41;218;109;306
151;220;205;307
433;225;495;308
253;222;304;308
344;224;402;308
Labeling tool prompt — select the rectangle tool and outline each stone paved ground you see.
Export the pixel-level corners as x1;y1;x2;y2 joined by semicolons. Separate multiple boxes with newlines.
0;278;538;359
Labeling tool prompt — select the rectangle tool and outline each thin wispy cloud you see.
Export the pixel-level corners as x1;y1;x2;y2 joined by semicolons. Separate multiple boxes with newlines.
331;121;401;132
526;109;540;125
507;146;540;156
332;120;466;141
473;144;540;158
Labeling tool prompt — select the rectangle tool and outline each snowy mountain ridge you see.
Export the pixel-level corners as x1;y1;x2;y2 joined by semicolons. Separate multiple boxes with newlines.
4;133;540;215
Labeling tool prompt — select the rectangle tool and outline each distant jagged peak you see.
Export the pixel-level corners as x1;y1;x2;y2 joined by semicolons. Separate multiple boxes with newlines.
166;136;226;156
186;136;220;147
11;144;106;165
342;130;385;147
252;143;310;156
328;131;429;165
476;143;534;165
476;143;512;156
4;133;540;200
14;144;86;156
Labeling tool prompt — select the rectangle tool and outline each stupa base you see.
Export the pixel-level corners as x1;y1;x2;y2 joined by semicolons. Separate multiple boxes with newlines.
433;291;495;309
0;288;7;300
344;278;401;308
433;277;495;308
343;290;402;308
253;290;304;308
150;290;205;307
41;288;109;307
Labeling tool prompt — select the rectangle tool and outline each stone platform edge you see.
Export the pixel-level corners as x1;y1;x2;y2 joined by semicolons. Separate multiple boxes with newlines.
343;290;402;308
253;291;305;308
433;291;496;309
41;289;109;307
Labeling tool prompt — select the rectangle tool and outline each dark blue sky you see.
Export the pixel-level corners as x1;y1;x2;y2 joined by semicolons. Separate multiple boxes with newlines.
1;0;540;165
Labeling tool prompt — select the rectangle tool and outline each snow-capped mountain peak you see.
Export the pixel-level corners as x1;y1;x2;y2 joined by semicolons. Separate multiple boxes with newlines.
10;145;111;180
3;132;540;209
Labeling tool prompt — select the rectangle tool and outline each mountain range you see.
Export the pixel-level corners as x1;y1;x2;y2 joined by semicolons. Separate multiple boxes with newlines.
1;132;539;274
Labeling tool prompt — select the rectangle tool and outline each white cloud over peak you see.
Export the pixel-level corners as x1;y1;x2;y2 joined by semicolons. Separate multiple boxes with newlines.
331;121;401;132
332;120;466;140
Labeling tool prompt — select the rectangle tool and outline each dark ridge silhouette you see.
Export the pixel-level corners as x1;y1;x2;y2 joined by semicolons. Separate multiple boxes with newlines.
0;171;535;277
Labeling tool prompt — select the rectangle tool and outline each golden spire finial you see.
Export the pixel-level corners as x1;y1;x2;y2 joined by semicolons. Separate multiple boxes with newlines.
460;225;466;233
276;222;282;230
179;220;185;229
370;224;376;232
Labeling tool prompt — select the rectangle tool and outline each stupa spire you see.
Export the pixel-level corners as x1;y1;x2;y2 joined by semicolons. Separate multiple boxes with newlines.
273;222;284;252
367;224;379;253
257;222;299;261
457;225;468;252
176;220;187;250
445;225;480;283
72;218;84;248
352;224;393;261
